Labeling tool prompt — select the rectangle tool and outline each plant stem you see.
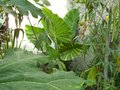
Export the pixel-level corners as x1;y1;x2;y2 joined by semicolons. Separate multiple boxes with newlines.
27;17;46;54
104;8;112;81
104;32;110;81
27;17;38;41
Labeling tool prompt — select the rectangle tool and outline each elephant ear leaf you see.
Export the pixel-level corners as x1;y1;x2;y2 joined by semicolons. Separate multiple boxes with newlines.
64;9;79;37
0;49;86;90
59;43;83;61
42;7;72;43
25;25;45;49
59;42;89;61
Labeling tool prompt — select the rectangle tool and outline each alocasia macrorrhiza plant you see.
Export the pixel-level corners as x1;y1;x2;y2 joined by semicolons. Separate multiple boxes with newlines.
25;7;90;72
25;7;89;60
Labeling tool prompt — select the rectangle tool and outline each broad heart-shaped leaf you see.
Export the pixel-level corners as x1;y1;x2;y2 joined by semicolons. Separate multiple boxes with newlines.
64;9;79;37
7;0;43;18
0;49;85;90
25;25;45;49
42;7;72;43
25;25;51;50
59;42;83;61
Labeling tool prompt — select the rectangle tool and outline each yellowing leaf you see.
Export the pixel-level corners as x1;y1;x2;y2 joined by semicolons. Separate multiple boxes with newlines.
87;66;97;85
116;57;120;72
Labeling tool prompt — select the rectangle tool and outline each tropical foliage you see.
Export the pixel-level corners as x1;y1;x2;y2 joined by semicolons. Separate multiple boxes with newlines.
25;7;89;61
0;49;92;90
72;0;120;89
0;0;120;90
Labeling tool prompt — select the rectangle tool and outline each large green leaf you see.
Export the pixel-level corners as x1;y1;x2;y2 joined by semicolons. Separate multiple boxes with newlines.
0;1;16;15
25;25;45;49
0;0;43;18
0;49;86;90
25;25;51;50
59;42;83;61
64;9;79;37
42;7;72;43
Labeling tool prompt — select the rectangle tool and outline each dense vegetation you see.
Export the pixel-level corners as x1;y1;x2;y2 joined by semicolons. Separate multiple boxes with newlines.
0;0;120;90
